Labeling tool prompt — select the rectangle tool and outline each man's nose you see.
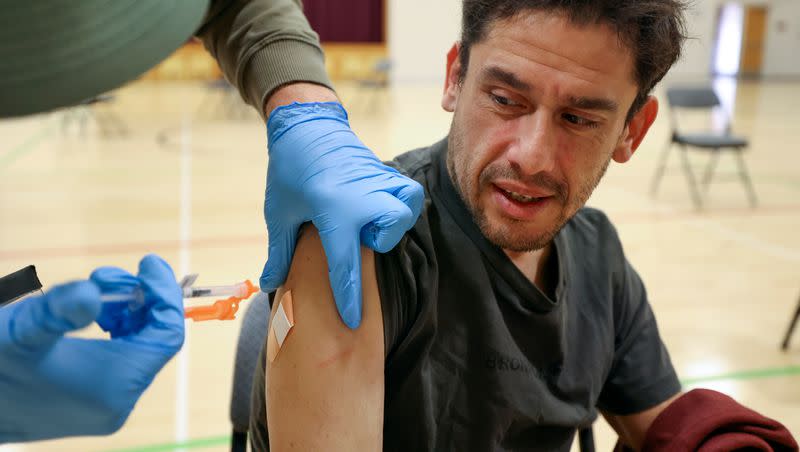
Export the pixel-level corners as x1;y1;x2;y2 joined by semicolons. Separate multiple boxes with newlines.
506;111;558;177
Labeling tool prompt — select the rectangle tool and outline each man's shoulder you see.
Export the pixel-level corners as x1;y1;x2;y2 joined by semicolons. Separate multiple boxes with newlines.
561;206;624;260
384;140;442;183
569;206;616;234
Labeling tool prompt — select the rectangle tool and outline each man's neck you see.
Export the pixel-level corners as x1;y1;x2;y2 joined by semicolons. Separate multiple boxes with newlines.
504;245;555;297
443;144;558;297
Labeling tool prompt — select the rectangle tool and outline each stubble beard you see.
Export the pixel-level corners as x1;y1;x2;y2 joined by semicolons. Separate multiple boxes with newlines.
446;119;611;252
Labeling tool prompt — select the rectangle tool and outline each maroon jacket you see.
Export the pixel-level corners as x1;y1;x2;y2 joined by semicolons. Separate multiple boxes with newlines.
616;389;797;451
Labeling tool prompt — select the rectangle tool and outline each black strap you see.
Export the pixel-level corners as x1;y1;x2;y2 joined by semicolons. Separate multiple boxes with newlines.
0;265;42;306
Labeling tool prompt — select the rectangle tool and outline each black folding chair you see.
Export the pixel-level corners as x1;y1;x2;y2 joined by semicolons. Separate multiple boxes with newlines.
229;292;271;452
781;291;800;351
354;58;391;113
650;85;758;209
61;94;128;137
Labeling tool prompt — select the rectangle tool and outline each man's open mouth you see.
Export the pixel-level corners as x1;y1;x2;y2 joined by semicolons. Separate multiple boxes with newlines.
499;187;543;203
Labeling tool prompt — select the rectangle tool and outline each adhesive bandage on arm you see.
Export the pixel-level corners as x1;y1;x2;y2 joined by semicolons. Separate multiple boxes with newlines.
267;290;295;363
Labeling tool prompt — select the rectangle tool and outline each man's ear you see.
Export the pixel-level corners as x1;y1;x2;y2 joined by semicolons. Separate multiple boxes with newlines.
442;43;462;112
613;96;659;163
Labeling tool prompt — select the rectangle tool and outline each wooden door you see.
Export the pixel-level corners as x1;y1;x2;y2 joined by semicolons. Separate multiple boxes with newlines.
740;5;767;76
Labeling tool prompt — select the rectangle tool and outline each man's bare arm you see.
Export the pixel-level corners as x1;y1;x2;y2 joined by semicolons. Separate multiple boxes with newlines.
603;392;682;451
266;225;385;451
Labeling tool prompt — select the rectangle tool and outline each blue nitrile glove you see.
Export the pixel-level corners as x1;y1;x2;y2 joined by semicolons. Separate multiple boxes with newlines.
0;254;184;443
261;102;423;329
92;266;149;337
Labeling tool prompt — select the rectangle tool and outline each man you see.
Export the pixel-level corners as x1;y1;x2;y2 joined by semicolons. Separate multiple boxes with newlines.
0;0;421;442
253;1;796;451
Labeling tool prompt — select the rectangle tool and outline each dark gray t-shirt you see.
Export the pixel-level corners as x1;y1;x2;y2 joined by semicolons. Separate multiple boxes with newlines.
250;139;680;451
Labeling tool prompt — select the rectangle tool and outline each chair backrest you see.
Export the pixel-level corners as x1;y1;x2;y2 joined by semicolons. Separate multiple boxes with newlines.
666;86;720;109
374;58;392;74
665;85;732;134
230;291;271;433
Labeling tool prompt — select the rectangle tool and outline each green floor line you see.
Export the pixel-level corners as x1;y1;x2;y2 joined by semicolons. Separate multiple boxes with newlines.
680;364;800;385
104;435;230;452
105;364;800;452
0;122;56;171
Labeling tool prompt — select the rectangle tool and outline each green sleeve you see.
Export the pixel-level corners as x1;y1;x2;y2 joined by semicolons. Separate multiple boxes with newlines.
196;0;334;118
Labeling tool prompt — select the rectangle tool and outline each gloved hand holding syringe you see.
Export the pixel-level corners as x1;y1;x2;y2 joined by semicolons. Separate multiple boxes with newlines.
100;278;256;305
94;269;258;337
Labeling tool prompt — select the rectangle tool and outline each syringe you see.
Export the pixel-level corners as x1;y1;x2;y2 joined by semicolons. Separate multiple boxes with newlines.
183;282;255;299
100;280;258;321
100;292;144;304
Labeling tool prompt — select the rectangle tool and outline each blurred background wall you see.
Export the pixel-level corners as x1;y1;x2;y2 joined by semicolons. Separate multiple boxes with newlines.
141;0;800;85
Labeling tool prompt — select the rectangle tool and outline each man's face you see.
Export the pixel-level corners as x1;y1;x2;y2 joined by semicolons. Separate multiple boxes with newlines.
443;11;658;252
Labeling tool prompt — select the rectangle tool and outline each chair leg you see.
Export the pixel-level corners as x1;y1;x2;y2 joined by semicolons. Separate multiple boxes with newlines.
103;109;129;136
733;149;758;208
781;293;800;350
79;108;90;137
679;146;703;209
230;429;247;452
650;141;673;197
701;149;721;192
578;426;596;452
368;87;383;114
93;110;113;137
61;110;73;134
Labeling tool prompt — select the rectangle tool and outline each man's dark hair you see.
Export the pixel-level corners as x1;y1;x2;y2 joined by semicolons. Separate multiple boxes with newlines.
459;0;689;121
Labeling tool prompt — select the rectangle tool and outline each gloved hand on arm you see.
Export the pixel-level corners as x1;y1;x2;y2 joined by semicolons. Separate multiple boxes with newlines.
0;254;184;443
260;102;424;329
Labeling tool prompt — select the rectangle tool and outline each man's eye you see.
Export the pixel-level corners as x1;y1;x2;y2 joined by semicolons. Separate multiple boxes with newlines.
491;93;517;107
562;113;598;128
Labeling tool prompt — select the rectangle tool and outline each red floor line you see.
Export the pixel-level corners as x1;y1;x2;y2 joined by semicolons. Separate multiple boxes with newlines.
3;203;799;262
0;234;265;261
606;202;800;224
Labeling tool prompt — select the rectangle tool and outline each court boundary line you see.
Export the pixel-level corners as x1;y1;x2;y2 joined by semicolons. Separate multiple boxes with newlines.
0;122;56;171
5;199;800;263
102;364;800;452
